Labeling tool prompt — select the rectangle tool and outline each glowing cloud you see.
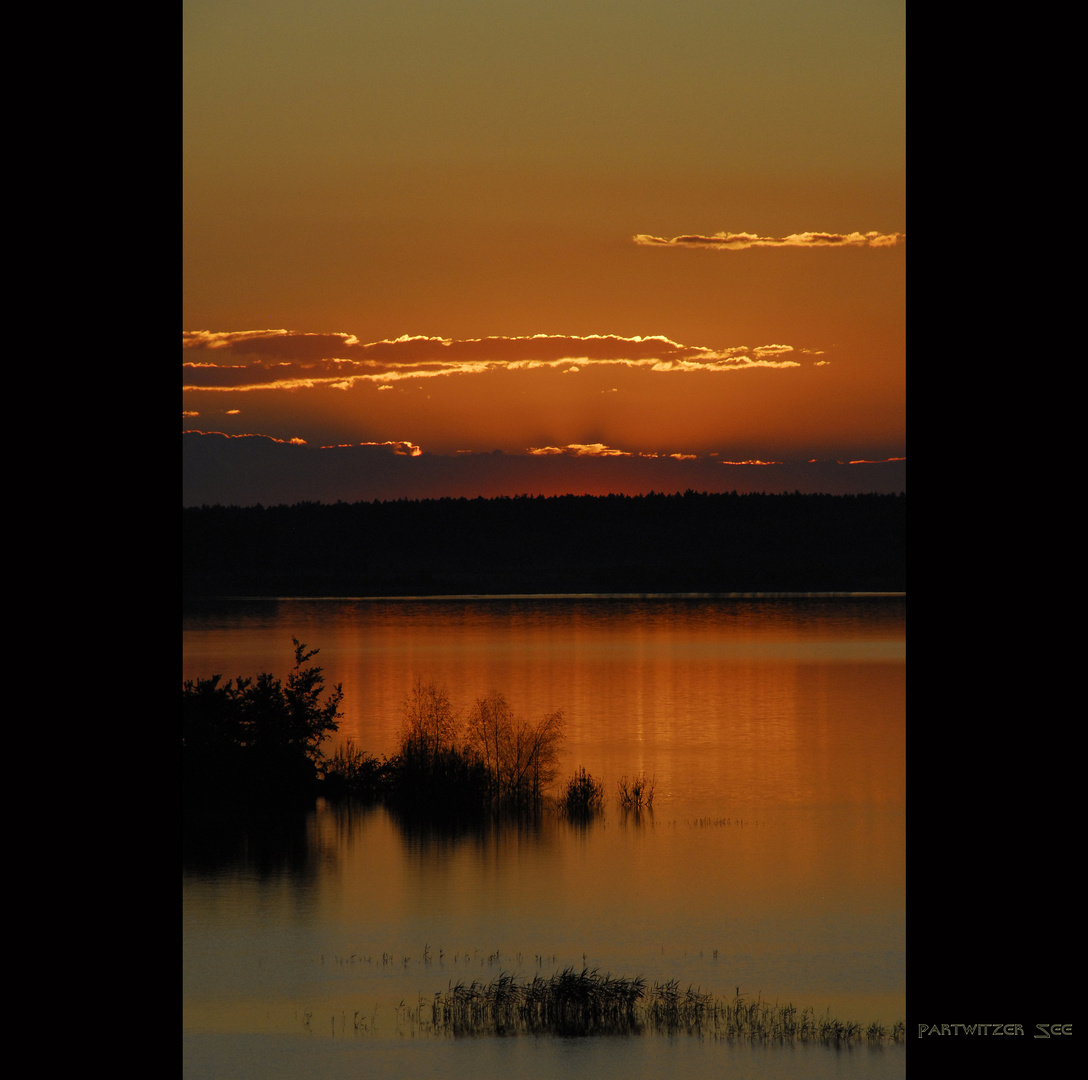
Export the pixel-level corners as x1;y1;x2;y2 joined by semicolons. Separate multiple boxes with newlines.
843;457;907;465
183;428;307;446
182;331;813;393
527;443;631;457
719;459;784;466
347;440;423;457
633;231;904;250
524;444;710;461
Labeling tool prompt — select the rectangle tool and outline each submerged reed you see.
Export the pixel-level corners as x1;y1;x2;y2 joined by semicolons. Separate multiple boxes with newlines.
434;968;646;1037
425;969;903;1044
617;772;655;811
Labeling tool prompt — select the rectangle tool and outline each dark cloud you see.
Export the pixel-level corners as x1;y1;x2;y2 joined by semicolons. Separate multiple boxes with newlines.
183;431;905;506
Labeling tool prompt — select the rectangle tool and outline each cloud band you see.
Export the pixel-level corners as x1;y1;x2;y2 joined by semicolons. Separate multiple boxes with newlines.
182;331;816;392
633;230;904;250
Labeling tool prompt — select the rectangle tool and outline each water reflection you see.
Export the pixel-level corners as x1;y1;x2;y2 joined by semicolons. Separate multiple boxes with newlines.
183;808;317;878
183;596;905;1061
183;596;905;815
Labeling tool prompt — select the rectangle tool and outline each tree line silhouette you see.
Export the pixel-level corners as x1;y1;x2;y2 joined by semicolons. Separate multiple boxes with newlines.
182;491;905;595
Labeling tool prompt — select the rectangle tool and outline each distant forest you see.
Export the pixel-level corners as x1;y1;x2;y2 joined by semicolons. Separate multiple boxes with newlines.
183;491;904;596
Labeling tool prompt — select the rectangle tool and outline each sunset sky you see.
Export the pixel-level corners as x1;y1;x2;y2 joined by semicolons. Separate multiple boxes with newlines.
183;1;904;505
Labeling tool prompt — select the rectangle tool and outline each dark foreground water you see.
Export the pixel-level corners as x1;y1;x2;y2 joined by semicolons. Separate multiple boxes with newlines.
184;1030;906;1079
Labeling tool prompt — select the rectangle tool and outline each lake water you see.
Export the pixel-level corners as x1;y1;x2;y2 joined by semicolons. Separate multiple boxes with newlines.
183;595;905;1078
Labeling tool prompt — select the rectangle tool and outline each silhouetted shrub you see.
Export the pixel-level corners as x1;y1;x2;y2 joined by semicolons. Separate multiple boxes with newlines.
320;740;387;801
377;680;566;820
467;691;564;814
562;767;606;820
185;655;606;827
183;639;343;814
383;740;492;822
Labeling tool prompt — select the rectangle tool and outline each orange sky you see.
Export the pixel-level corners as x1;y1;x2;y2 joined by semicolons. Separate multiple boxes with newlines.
183;1;904;503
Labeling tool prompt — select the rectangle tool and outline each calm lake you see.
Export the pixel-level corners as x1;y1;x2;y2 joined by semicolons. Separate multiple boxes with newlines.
182;595;905;1079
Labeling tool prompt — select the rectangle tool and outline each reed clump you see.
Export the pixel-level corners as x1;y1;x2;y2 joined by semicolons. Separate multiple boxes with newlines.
617;772;655;811
646;978;712;1034
434;968;646;1037
562;768;606;820
425;970;903;1044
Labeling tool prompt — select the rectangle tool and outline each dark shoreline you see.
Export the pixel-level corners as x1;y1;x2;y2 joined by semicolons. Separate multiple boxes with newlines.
183;491;905;598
